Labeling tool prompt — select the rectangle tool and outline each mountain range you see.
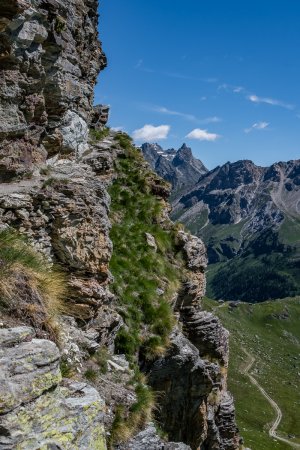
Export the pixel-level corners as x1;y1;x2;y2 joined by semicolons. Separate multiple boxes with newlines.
142;143;300;301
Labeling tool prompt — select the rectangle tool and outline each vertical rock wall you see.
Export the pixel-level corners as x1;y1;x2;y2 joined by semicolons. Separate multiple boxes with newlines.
0;0;106;181
148;232;240;450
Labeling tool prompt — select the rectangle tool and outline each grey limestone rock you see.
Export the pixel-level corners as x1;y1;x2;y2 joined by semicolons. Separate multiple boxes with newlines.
0;326;106;449
118;423;191;450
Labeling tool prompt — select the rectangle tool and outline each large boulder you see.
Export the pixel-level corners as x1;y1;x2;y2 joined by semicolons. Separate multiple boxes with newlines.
0;327;107;449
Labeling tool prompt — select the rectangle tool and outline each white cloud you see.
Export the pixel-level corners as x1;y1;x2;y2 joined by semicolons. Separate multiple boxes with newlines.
247;94;294;110
186;128;220;141
244;121;270;133
132;124;170;141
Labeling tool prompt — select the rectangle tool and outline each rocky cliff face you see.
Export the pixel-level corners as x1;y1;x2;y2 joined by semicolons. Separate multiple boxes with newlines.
0;2;241;449
0;0;106;181
148;231;239;449
141;142;208;193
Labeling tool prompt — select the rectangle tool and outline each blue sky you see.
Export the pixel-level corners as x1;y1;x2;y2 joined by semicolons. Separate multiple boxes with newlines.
95;0;300;169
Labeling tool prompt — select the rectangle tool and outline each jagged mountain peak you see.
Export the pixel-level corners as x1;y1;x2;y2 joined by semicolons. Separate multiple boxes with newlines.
141;142;208;191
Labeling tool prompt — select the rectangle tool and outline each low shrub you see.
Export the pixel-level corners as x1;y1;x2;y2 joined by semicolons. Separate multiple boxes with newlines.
90;126;110;142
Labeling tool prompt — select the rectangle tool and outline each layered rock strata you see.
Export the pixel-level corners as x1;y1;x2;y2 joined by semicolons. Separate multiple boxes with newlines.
149;231;240;450
0;138;115;323
0;0;106;181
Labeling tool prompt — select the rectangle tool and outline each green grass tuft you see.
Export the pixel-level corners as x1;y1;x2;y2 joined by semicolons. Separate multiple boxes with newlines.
0;229;66;341
90;126;110;142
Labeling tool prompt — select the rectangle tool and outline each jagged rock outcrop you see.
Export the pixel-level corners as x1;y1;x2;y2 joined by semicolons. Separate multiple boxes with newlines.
91;104;110;130
0;0;106;181
148;231;240;450
141;143;207;192
0;326;106;449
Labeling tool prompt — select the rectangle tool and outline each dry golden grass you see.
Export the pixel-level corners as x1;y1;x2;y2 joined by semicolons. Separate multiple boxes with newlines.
109;383;155;447
0;229;67;341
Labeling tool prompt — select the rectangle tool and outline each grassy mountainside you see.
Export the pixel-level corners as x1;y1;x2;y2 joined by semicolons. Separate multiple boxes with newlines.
107;133;188;443
203;297;300;450
109;134;185;362
204;220;300;302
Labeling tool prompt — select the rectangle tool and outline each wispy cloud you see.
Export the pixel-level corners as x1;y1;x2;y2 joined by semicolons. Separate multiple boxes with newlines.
186;128;221;142
134;61;217;83
219;84;296;111
151;105;222;124
132;124;170;141
218;83;245;93
201;116;222;124
247;94;294;110
244;121;270;133
233;86;244;93
134;59;143;69
153;106;198;122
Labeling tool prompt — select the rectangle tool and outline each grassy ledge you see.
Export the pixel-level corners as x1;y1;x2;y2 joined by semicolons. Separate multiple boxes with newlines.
109;133;185;362
107;133;186;444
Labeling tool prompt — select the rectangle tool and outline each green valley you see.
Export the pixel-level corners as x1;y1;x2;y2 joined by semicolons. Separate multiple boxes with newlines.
203;297;300;450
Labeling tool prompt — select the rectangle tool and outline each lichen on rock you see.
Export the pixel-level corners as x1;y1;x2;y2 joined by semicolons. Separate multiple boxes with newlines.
0;327;106;449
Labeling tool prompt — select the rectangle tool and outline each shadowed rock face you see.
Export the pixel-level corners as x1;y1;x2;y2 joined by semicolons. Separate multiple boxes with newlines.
0;0;106;181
